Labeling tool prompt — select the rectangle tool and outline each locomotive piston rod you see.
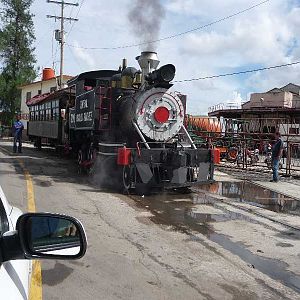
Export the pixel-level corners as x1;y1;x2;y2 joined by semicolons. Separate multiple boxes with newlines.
133;122;151;149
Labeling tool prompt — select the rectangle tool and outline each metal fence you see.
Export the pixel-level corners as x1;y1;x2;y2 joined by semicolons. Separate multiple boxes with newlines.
185;116;300;177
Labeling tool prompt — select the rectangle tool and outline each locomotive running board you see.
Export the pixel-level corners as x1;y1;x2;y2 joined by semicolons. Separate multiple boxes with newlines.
132;122;151;149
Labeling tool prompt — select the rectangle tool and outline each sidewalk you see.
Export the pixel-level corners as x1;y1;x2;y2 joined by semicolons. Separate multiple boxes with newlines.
0;139;34;149
251;180;300;201
214;170;241;182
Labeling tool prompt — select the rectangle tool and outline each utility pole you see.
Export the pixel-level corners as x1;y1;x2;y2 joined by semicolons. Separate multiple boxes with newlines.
47;0;79;88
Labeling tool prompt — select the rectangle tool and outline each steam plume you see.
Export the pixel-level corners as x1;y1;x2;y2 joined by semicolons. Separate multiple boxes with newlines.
128;0;165;51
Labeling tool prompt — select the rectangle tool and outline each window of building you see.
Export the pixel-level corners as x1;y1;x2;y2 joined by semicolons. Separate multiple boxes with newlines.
26;91;32;101
38;90;42;95
289;127;300;135
50;86;57;93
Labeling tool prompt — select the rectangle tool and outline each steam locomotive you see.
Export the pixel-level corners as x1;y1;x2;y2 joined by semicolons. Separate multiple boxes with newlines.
27;52;214;192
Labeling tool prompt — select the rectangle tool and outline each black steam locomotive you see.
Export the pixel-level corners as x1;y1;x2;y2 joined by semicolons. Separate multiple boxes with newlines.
27;52;214;192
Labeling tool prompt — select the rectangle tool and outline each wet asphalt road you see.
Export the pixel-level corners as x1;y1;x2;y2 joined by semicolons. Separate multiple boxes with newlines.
1;140;300;300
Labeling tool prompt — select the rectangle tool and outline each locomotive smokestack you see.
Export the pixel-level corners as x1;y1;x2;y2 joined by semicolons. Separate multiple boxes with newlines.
136;51;160;84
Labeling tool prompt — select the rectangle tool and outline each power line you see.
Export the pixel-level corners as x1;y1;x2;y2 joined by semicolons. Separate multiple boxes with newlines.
66;0;85;40
174;61;300;83
66;43;84;72
66;0;270;50
47;0;79;87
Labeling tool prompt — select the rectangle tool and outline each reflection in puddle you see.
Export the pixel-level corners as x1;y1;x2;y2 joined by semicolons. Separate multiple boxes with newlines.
131;190;300;294
197;181;300;214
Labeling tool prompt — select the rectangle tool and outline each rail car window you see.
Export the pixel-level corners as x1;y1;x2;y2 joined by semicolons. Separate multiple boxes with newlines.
29;107;33;120
85;78;97;87
97;79;109;87
51;100;60;120
35;106;39;121
40;104;45;121
30;106;35;121
45;102;51;120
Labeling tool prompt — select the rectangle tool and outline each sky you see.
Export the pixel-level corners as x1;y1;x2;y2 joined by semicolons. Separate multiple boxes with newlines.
25;0;300;114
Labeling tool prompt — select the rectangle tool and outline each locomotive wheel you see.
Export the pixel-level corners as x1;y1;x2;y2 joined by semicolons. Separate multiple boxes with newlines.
87;147;97;175
123;165;132;191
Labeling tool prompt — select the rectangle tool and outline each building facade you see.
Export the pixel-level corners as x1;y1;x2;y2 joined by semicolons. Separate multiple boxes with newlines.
208;83;300;143
19;69;73;132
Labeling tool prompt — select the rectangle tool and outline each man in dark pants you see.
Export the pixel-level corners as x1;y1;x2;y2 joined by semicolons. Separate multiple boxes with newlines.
13;115;24;153
271;132;283;182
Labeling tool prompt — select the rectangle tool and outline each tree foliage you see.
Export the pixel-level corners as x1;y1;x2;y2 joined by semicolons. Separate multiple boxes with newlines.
0;0;37;125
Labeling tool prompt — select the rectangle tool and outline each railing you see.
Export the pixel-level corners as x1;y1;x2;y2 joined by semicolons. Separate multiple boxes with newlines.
208;103;243;113
185;116;300;176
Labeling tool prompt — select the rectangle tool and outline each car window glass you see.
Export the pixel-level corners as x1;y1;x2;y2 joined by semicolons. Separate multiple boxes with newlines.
0;198;9;235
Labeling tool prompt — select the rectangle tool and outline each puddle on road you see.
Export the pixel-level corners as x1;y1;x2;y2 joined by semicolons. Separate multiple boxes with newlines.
197;181;300;215
131;191;300;294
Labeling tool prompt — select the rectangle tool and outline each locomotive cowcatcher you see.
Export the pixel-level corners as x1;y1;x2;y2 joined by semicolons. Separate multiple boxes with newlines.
27;52;214;192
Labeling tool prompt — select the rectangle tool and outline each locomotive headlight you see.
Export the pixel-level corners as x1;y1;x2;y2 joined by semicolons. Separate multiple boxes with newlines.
159;64;176;82
146;64;176;85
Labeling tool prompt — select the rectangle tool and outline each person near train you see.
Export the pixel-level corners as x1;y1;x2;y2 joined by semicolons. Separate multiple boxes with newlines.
271;132;283;182
13;115;24;153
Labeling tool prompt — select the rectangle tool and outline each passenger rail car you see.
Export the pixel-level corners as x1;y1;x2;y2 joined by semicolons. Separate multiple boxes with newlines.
27;52;214;192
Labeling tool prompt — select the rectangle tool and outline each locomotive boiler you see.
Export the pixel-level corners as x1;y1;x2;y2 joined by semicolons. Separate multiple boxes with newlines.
27;51;214;193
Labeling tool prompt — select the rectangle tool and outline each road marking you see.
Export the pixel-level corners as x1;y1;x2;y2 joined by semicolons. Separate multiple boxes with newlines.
0;146;43;299
24;169;36;213
24;168;43;300
29;260;42;300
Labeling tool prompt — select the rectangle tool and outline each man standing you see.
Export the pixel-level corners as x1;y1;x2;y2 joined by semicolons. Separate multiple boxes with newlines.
13;115;24;153
271;132;283;182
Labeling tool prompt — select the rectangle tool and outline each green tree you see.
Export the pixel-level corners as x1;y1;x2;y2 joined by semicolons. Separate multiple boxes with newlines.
0;0;37;125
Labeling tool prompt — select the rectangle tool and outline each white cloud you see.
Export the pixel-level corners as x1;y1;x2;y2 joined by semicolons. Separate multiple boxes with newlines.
71;41;96;70
29;0;300;114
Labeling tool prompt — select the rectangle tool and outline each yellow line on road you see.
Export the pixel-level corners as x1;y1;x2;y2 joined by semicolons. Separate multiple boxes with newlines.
24;168;43;300
0;146;43;299
23;169;36;213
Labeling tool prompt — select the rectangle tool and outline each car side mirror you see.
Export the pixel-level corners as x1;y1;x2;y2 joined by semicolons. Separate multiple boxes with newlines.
16;213;87;260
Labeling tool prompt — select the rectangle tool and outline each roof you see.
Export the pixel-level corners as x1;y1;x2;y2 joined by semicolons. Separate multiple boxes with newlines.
26;87;74;106
18;75;74;89
67;70;119;86
280;83;300;95
26;93;51;106
208;107;300;118
267;87;283;93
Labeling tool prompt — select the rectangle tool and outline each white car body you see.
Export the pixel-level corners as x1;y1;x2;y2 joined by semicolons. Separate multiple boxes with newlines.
0;186;32;300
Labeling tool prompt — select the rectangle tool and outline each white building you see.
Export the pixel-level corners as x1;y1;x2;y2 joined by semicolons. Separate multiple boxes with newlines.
19;68;73;131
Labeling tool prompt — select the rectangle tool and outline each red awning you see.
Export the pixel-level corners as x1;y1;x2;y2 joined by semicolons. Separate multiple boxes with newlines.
26;93;51;106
